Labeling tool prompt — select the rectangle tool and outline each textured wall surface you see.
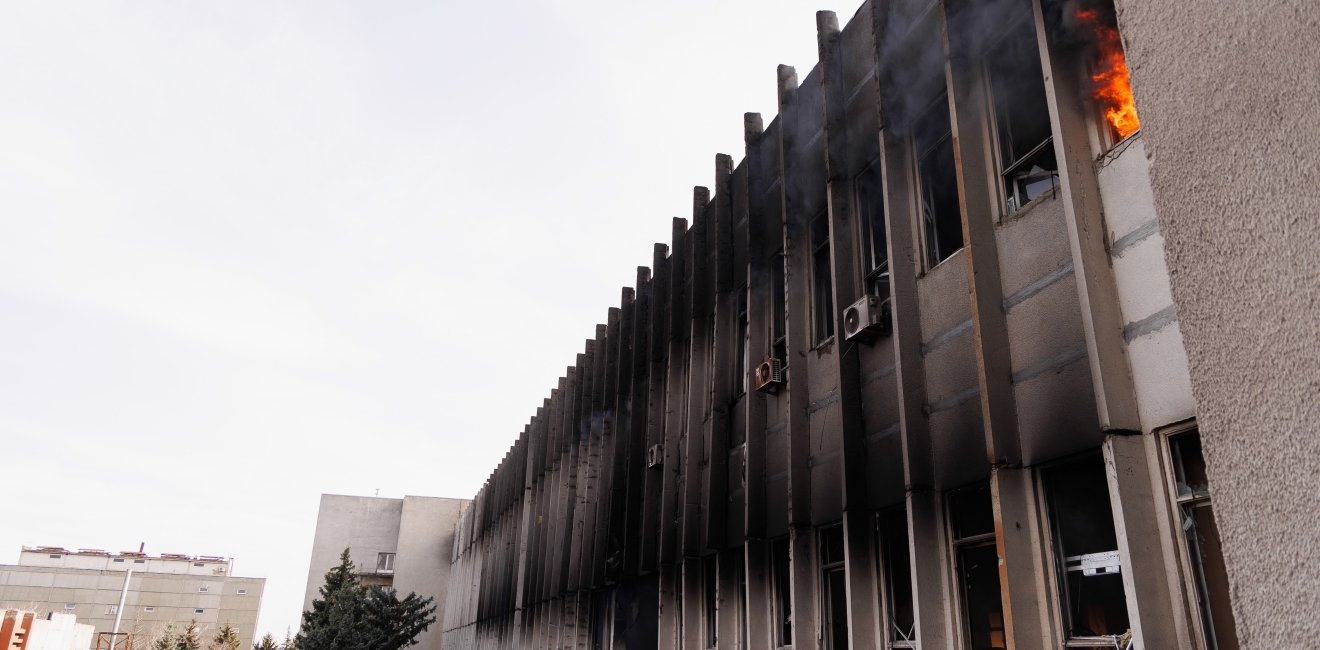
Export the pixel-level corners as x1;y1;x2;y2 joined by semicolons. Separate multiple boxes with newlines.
1117;1;1320;646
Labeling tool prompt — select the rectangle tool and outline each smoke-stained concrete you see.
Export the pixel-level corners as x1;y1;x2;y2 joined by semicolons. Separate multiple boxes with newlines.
1116;1;1320;646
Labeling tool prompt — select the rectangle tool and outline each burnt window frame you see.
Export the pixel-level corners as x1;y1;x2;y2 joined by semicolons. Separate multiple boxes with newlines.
819;523;849;650
771;249;788;365
769;535;794;648
912;91;965;271
1161;422;1239;650
810;210;835;346
734;284;749;398
1038;453;1132;647
946;483;1006;650
854;158;891;300
704;554;719;648
981;4;1059;216
877;507;917;648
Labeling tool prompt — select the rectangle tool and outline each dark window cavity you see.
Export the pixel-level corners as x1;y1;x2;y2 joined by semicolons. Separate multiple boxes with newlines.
949;484;1005;650
880;508;916;647
1170;430;1239;650
1042;456;1130;641
985;9;1058;213
771;536;793;647
819;524;849;650
771;251;787;364
914;93;963;268
704;554;718;648
855;161;890;299
811;212;835;344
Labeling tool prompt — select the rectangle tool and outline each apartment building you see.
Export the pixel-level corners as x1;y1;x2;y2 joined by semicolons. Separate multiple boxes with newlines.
302;494;469;650
0;548;264;649
435;0;1320;648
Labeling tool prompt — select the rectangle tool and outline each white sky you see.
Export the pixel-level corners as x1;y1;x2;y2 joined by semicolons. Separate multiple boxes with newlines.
0;0;859;640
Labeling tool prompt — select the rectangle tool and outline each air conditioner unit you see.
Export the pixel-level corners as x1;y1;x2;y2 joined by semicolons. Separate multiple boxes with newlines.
646;444;663;469
754;357;784;393
843;295;892;342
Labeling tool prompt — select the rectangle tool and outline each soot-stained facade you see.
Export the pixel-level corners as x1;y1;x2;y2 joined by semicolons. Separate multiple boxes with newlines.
441;0;1248;648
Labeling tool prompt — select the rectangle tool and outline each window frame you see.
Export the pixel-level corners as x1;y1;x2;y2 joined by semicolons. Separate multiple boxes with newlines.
810;210;836;346
854;158;891;300
376;552;396;573
819;523;848;650
981;6;1059;217
945;483;1005;650
1159;421;1238;650
769;535;794;648
876;507;917;648
911;91;964;271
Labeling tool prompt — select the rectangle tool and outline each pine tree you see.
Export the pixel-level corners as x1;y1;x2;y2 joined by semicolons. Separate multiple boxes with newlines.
361;587;437;650
153;624;176;650
176;620;202;650
209;623;241;650
252;633;279;650
295;548;436;650
280;630;296;650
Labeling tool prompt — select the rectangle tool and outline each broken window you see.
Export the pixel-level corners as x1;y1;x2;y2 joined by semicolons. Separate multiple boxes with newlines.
985;7;1058;213
819;523;849;650
914;93;964;269
949;484;1006;650
771;250;788;364
1169;430;1239;650
1042;456;1131;645
879;507;916;648
855;161;890;299
704;554;718;648
811;211;835;344
770;536;793;647
735;285;748;399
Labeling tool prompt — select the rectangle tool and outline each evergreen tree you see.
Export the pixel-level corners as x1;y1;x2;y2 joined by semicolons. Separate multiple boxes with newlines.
361;587;437;650
252;634;279;650
210;623;241;650
280;630;296;650
153;624;176;650
295;548;436;650
176;620;202;650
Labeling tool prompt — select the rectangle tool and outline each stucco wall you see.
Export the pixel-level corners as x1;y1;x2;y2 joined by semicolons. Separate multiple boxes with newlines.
301;495;403;613
1116;1;1320;646
394;497;468;650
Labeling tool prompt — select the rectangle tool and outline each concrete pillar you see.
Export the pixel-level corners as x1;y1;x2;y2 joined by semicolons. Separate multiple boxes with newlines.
1030;0;1140;433
990;467;1060;650
1103;434;1190;649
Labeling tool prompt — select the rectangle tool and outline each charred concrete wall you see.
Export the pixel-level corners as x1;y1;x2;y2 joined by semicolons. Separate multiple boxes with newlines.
442;0;1253;648
1116;1;1320;647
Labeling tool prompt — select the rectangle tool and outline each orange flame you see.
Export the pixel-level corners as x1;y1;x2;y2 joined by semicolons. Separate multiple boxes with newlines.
1078;9;1140;139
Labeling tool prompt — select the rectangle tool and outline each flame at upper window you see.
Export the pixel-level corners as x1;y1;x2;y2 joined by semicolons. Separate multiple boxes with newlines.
1078;8;1140;139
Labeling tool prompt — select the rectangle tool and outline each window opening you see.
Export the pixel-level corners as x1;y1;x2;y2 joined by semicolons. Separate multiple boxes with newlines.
1043;456;1130;645
811;211;835;344
855;161;890;299
63;603;76;611
105;605;118;615
949;484;1006;650
704;555;718;648
879;508;916;647
1170;431;1238;650
734;285;749;401
985;8;1058;213
771;536;793;648
771;251;788;365
914;92;963;268
376;552;396;573
736;548;749;650
819;524;849;650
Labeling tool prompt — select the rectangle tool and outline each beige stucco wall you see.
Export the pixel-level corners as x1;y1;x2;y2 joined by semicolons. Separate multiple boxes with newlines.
0;566;264;648
1116;1;1320;646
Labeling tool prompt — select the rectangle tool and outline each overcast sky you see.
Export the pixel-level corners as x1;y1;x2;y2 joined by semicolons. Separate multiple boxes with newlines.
0;0;858;640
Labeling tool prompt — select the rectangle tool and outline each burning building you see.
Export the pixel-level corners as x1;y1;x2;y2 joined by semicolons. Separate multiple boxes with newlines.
439;0;1317;648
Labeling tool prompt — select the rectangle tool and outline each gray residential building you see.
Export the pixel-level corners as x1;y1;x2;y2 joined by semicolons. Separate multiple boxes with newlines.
302;494;469;650
0;547;264;648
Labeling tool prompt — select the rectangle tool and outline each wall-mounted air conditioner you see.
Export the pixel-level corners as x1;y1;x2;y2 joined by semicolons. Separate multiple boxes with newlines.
843;295;892;342
647;444;663;469
754;357;784;393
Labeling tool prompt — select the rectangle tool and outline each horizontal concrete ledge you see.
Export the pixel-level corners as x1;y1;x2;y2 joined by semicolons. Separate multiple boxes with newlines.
1011;343;1089;384
921;319;973;356
1111;219;1160;258
1003;261;1074;311
1122;304;1178;343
